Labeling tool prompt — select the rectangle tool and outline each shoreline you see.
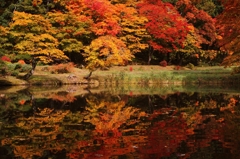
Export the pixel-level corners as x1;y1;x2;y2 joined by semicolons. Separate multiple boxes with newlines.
0;65;239;87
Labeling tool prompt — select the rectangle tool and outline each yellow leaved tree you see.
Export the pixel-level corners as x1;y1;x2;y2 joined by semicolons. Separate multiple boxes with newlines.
46;11;92;57
0;26;13;58
116;3;150;54
84;35;134;78
9;11;68;64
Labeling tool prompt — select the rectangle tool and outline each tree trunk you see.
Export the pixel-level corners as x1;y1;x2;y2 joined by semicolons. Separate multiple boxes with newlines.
22;58;38;80
84;71;93;80
148;47;153;65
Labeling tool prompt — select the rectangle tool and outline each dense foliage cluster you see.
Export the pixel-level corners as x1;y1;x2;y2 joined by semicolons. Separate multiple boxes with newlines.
0;0;239;70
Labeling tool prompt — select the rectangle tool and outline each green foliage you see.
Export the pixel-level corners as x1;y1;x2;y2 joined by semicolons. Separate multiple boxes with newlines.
0;2;15;26
6;63;20;71
0;62;31;76
194;0;223;17
195;1;217;17
19;64;32;72
10;70;19;76
0;26;13;56
0;0;64;26
0;61;7;76
232;66;240;74
59;39;83;53
7;63;31;72
162;0;178;5
12;53;32;62
186;63;195;69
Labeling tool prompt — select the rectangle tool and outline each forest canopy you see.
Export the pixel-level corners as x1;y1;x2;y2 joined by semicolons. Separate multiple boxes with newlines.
0;0;239;68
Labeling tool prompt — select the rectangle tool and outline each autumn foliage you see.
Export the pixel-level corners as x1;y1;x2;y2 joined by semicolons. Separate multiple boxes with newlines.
0;0;239;68
49;62;75;74
1;92;240;158
176;0;217;46
216;0;240;66
159;60;168;67
138;0;190;53
84;35;133;70
1;55;11;62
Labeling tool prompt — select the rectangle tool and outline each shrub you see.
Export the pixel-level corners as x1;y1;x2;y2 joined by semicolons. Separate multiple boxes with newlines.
0;67;7;76
1;62;32;76
159;60;167;67
41;66;49;71
1;56;11;62
186;63;195;70
50;62;75;74
6;63;18;71
19;64;32;72
232;66;240;74
174;65;181;70
10;70;19;76
14;63;22;70
18;60;26;65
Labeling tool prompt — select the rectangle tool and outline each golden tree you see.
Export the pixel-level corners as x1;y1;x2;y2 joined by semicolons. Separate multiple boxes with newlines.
46;11;92;55
116;3;150;54
84;35;133;77
9;11;68;63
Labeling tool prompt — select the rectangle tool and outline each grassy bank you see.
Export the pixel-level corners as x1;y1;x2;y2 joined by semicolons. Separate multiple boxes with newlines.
0;65;239;87
94;65;239;86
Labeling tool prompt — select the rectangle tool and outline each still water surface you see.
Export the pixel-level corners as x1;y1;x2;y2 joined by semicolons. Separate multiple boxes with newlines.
0;85;240;159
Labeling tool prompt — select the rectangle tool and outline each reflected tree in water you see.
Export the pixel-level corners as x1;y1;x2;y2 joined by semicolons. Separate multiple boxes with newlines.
0;92;240;158
69;95;146;158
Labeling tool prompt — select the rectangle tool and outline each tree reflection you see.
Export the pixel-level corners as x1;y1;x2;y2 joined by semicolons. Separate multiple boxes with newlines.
0;92;240;158
69;94;146;158
140;112;189;158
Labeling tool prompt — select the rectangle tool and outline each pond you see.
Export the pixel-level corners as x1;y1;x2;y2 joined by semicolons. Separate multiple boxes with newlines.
0;84;240;159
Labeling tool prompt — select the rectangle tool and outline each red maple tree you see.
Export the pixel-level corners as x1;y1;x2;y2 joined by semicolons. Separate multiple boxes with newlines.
176;0;217;47
137;0;190;53
215;0;240;65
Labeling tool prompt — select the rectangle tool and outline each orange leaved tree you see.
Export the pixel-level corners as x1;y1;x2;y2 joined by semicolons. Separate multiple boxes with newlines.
216;0;240;66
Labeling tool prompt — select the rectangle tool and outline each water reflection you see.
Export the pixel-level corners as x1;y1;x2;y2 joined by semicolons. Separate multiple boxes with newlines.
0;86;240;159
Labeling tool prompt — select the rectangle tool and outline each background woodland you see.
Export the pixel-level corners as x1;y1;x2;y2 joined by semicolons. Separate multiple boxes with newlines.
0;0;240;70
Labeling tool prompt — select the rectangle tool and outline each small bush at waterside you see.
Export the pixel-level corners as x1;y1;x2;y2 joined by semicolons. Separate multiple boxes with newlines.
159;60;167;67
0;61;32;77
1;56;11;62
